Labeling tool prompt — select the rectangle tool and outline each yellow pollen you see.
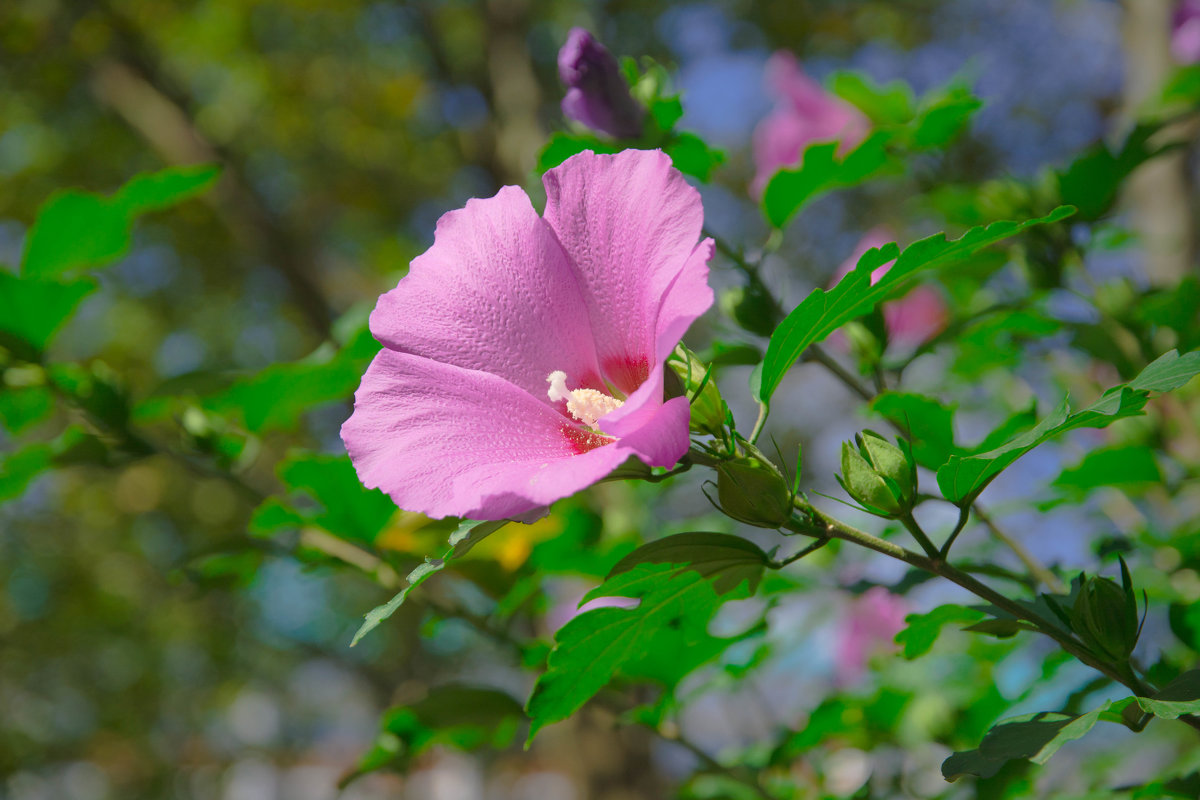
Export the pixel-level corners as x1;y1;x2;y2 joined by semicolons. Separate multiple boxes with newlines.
547;370;623;428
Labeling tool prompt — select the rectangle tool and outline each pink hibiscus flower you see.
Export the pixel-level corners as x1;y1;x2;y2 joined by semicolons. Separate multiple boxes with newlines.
833;227;948;348
834;586;908;686
751;52;870;197
341;150;714;521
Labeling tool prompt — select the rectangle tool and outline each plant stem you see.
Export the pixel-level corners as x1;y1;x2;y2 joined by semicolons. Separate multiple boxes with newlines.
797;502;1200;733
899;512;941;560
644;722;781;800
973;502;1066;593
803;343;1062;589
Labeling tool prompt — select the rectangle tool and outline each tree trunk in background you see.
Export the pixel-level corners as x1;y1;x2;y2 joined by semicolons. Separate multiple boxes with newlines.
486;0;546;183
1122;0;1195;286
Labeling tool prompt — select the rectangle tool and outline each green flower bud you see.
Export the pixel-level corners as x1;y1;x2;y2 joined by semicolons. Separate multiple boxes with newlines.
716;457;793;528
1071;575;1140;663
667;348;727;436
838;431;915;518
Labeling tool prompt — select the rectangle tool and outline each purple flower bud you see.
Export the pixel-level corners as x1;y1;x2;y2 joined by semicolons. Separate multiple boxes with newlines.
558;28;644;139
1175;0;1200;63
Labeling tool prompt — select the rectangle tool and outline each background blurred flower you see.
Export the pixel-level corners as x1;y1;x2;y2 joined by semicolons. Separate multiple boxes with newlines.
342;149;713;521
833;227;949;348
835;587;908;685
559;28;645;138
1174;0;1200;63
751;52;870;196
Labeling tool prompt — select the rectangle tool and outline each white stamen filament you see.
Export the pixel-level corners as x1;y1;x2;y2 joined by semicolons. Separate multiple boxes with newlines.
547;370;623;428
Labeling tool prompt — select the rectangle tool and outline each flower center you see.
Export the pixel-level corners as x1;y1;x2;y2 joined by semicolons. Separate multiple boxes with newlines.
547;370;624;429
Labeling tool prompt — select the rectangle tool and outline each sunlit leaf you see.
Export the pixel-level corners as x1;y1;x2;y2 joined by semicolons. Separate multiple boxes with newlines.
22;164;220;278
526;534;768;742
0;271;96;359
895;604;985;659
937;350;1200;504
758;207;1073;404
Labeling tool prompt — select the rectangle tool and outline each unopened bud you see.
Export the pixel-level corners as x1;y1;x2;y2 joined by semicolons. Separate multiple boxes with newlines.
1071;575;1139;662
716;457;793;528
558;29;645;139
667;348;726;436
838;431;915;518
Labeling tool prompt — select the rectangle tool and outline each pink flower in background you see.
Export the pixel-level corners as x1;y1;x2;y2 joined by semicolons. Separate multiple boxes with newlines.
835;587;908;685
1174;0;1200;63
751;52;870;196
342;149;714;521
833;227;948;348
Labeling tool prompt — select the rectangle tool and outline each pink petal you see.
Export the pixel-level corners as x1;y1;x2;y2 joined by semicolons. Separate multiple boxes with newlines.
369;185;605;401
542;150;709;397
600;238;714;440
341;349;664;520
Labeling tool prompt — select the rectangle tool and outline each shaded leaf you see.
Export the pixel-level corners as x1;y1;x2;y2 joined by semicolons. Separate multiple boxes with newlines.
943;706;1108;781
1135;669;1200;720
895;604;985;659
342;684;523;786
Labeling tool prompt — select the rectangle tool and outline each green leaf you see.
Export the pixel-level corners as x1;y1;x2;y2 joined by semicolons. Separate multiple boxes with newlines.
869;392;958;470
0;385;54;435
342;684;524;786
937;350;1200;504
203;326;379;433
961;618;1027;638
1058;121;1172;221
895;604;985;659
0;271;96;358
601;532;770;595
664;132;724;181
1051;446;1161;493
762;132;896;229
526;535;768;741
761;78;981;229
278;453;396;544
830;71;914;124
350;519;508;646
22;164;219;278
1135;669;1200;720
0;443;55;501
351;558;444;646
758;207;1074;404
943;706;1109;781
536;133;619;173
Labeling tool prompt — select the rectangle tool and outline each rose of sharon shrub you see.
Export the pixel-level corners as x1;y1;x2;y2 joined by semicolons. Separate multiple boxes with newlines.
342;149;714;520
